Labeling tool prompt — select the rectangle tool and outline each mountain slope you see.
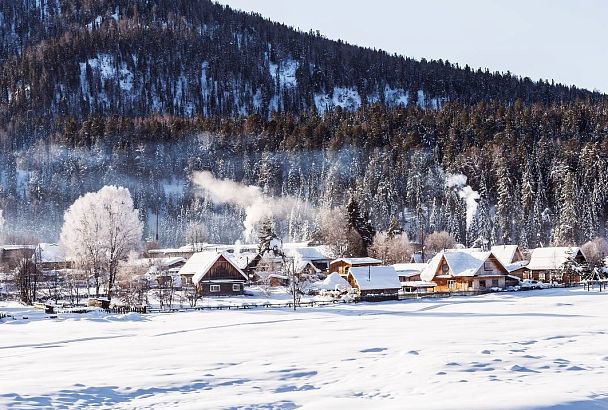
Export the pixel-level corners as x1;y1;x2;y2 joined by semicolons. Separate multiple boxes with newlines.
0;0;602;123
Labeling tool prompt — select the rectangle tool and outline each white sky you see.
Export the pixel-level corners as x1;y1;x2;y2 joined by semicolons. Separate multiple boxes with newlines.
215;0;608;93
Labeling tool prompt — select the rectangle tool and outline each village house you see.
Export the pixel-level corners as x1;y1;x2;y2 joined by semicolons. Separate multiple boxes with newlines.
490;244;529;278
329;257;382;278
0;245;36;271
421;249;509;292
179;251;248;296
32;243;71;271
147;257;188;288
393;263;436;293
525;247;586;285
283;245;332;274
226;252;261;280
347;266;402;301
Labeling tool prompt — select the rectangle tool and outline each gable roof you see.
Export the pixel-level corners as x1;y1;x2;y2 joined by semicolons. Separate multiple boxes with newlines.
179;251;248;284
490;245;521;265
527;247;585;271
393;263;427;278
331;257;382;265
421;249;507;281
284;246;332;261
349;266;401;290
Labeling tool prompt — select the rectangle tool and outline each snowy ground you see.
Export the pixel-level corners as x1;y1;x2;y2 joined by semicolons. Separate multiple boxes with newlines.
2;288;608;409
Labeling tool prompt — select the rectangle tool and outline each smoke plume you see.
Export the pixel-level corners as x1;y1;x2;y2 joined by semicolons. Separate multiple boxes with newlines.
192;171;312;241
446;174;480;229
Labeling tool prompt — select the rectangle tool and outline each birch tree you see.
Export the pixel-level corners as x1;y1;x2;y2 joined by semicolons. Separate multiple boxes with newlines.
60;186;143;301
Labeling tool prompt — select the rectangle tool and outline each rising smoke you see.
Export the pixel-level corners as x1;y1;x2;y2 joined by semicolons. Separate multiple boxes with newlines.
446;174;480;229
192;171;314;241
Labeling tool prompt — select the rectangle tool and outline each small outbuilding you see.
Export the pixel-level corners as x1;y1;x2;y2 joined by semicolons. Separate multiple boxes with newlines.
347;266;401;301
329;257;382;278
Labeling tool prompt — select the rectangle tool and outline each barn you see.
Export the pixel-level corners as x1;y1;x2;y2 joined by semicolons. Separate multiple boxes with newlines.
179;251;248;296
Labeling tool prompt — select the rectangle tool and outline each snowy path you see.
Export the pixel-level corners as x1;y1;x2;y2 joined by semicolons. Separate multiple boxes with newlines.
2;288;608;409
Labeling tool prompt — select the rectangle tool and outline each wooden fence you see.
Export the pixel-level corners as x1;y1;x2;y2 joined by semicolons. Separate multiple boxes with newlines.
147;298;352;313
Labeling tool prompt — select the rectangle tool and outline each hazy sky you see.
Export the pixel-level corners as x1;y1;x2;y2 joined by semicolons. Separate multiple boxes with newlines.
215;0;608;93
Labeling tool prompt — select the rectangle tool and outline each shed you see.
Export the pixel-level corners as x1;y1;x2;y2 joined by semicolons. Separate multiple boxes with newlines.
347;266;401;300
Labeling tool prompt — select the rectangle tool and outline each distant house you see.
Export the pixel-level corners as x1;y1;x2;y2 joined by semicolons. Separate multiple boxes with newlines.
0;245;36;271
179;251;248;296
525;247;586;284
421;249;508;292
284;245;332;274
33;243;71;270
149;257;188;288
329;257;382;278
347;266;401;300
393;263;436;293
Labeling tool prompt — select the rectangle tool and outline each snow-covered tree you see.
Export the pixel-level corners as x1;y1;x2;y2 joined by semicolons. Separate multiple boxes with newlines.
368;232;413;265
425;231;456;254
60;186;143;300
581;237;608;269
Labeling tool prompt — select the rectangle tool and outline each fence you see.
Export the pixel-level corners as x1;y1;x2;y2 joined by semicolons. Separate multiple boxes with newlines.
147;298;353;313
0;312;11;320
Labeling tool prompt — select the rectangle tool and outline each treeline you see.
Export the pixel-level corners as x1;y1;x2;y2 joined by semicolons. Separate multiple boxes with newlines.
2;99;608;248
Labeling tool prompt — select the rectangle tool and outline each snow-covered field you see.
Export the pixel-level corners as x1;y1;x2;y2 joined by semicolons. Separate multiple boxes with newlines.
2;288;608;409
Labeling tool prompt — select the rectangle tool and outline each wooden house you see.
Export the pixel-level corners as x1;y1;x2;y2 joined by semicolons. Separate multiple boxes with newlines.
179;251;248;296
393;263;436;293
524;247;586;284
420;249;509;292
329;257;382;278
347;266;401;300
284;246;332;273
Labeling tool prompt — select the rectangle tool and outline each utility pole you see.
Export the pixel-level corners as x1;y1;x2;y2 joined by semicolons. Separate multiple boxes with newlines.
292;258;296;311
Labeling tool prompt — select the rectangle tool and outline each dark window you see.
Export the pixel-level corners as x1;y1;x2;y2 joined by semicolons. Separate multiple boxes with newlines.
492;279;499;287
484;262;493;271
232;284;241;291
479;280;486;288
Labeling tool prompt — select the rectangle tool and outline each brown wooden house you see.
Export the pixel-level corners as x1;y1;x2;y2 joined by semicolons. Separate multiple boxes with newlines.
329;257;382;278
179;251;248;296
347;266;401;301
421;250;509;292
524;247;586;284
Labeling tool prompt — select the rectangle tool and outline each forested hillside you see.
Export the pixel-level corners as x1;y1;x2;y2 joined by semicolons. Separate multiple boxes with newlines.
0;0;606;248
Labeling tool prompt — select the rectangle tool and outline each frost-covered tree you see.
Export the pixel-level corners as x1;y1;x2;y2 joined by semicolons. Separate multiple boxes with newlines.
368;232;413;265
581;237;608;269
425;231;456;254
60;186;143;300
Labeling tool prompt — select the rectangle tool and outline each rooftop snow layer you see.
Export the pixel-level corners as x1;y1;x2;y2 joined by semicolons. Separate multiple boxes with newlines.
349;266;401;291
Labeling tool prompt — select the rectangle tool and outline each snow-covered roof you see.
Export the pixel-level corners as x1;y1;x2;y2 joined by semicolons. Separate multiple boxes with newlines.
226;252;259;270
33;243;66;263
527;247;584;271
312;272;351;291
1;244;36;251
421;249;506;281
179;251;248;284
284;246;332;261
295;260;321;274
349;266;401;291
400;280;437;288
504;260;528;273
331;257;382;265
393;263;427;276
491;245;520;266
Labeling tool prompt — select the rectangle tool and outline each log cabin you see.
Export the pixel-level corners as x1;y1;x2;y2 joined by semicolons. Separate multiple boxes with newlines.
329;257;382;278
179;251;248;296
420;249;509;292
524;247;586;284
347;266;401;301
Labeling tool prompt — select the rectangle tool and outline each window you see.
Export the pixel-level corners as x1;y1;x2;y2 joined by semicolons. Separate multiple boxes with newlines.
492;279;499;288
539;273;546;281
448;280;456;290
479;280;486;288
484;262;493;271
442;263;449;273
232;284;241;292
210;285;220;292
